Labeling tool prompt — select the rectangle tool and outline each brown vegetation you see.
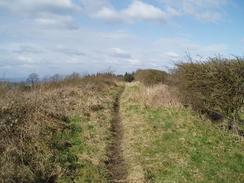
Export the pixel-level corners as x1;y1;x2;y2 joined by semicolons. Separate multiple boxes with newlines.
0;74;121;182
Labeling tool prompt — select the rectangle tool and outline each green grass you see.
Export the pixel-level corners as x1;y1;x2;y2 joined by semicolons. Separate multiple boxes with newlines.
53;115;108;183
143;108;244;183
52;116;84;182
121;83;244;183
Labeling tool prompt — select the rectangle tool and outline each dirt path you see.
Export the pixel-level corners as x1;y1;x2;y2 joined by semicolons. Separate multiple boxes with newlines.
106;87;127;183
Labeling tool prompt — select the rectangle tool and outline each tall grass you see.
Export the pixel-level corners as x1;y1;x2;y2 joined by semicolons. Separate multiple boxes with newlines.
126;82;180;108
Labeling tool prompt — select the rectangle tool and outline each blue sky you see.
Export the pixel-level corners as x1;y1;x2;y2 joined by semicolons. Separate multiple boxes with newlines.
0;0;243;78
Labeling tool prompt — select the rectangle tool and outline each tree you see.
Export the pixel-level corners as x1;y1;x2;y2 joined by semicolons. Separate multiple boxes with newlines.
26;73;39;86
49;74;63;82
124;72;134;82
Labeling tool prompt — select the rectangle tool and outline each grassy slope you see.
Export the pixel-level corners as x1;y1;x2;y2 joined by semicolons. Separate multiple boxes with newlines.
121;83;244;183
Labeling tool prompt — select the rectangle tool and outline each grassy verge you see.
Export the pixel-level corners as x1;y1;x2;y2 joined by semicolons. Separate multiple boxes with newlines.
121;83;244;183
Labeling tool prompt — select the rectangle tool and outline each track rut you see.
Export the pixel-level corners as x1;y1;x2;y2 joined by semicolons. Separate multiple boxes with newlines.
106;87;127;183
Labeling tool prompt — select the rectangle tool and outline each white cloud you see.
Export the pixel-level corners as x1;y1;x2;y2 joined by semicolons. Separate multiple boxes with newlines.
166;51;179;58
95;7;120;21
16;54;34;63
95;0;179;23
181;0;223;22
94;0;228;23
102;31;131;40
110;48;132;59
122;1;166;22
54;45;87;56
35;14;78;30
0;0;229;25
0;31;230;77
0;0;80;31
0;0;79;15
0;0;234;78
161;0;228;22
128;58;141;65
80;0;110;14
154;37;227;56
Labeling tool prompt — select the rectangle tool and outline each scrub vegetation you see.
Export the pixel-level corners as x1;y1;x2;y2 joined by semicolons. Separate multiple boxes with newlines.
0;74;123;182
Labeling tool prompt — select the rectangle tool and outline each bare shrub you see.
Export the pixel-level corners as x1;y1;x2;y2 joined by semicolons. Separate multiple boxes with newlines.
0;93;57;182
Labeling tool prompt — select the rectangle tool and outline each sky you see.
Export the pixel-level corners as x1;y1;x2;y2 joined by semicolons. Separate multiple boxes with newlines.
0;0;244;79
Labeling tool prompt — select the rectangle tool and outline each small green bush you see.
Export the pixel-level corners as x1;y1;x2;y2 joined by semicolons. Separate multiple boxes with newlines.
134;69;168;86
173;58;244;129
123;72;134;82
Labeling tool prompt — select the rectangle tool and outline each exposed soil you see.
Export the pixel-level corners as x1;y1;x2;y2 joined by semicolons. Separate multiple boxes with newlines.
106;87;127;183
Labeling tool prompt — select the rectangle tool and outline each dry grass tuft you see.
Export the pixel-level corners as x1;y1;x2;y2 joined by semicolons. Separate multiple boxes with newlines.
127;82;181;108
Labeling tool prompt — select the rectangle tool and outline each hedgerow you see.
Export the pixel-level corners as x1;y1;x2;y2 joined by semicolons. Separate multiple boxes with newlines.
172;57;244;129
